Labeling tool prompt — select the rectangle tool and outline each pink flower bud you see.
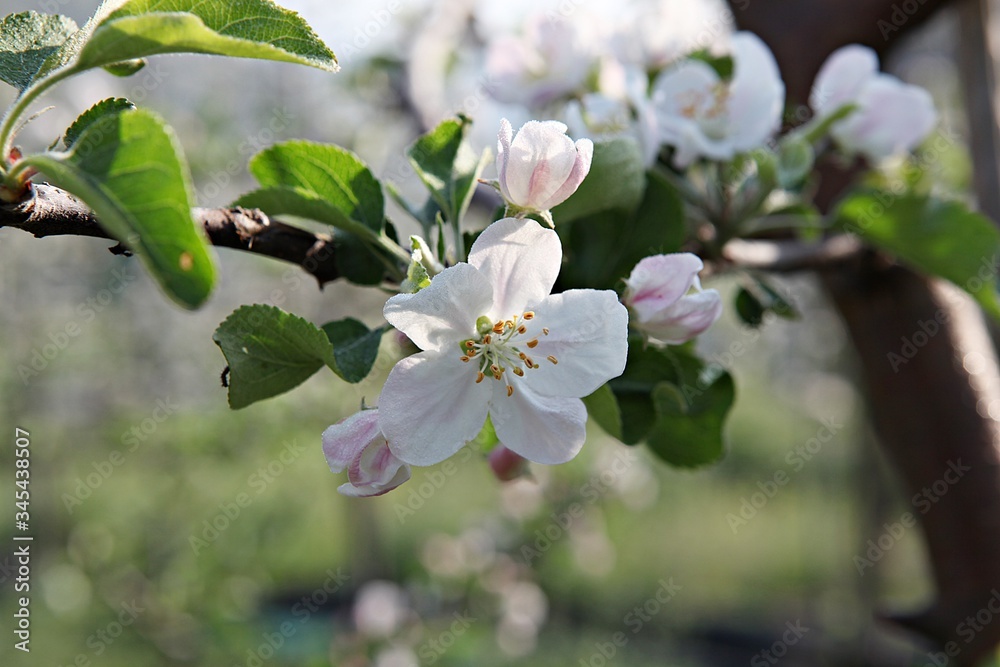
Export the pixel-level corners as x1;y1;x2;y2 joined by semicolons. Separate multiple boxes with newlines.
322;409;410;497
488;445;529;481
623;254;722;345
496;118;594;214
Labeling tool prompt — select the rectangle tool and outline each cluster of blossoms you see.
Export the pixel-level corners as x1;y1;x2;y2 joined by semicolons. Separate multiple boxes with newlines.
322;119;723;497
464;9;937;166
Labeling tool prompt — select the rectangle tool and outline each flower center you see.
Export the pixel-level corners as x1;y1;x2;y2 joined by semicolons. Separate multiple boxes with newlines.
677;82;729;140
459;311;557;397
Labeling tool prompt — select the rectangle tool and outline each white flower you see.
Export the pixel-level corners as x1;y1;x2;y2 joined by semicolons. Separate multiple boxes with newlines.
379;217;628;466
496;118;594;220
322;409;410;497
484;14;594;107
651;32;785;167
623;254;722;344
564;63;660;166
810;44;936;161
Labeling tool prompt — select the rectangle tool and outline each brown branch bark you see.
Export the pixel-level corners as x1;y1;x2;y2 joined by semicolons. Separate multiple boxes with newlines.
729;0;1000;664
0;183;343;286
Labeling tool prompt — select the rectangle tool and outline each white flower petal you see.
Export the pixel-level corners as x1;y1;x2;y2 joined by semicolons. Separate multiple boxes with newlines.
322;410;382;473
727;32;784;152
491;386;588;465
641;289;723;344
810;44;879;113
384;263;493;352
496;118;513;201
520;289;629;398
338;465;411;498
349;440;407;488
380;351;492;466
832;76;937;161
468;218;562;318
538;137;593;210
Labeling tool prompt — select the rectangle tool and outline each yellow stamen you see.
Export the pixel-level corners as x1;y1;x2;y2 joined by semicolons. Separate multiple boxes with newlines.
460;356;470;362
476;372;485;383
542;328;550;335
517;325;527;334
513;367;524;377
493;321;505;334
523;311;534;320
526;339;539;348
547;355;558;365
507;385;514;397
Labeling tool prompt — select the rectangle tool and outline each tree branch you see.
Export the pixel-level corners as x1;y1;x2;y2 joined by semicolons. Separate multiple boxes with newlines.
0;183;344;286
721;235;864;272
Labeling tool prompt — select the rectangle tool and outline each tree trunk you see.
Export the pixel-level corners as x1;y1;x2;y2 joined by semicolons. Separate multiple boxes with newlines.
728;1;1000;663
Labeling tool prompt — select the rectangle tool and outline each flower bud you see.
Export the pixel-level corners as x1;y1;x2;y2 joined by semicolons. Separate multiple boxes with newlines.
623;254;722;345
488;445;529;481
322;409;410;497
496;118;594;216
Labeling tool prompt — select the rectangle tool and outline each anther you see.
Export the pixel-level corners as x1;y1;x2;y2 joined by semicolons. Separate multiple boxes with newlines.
507;385;514;397
476;372;485;383
460;356;470;362
547;355;558;365
493;321;504;334
517;325;527;334
526;339;538;348
523;311;534;320
513;367;524;377
542;328;549;335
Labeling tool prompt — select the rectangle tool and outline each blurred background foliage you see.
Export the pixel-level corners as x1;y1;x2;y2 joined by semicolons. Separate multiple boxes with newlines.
0;0;994;665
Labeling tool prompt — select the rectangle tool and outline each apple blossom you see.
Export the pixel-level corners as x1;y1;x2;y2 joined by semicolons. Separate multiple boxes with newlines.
322;409;410;497
623;254;722;345
488;445;529;482
651;32;785;167
809;44;936;161
484;14;594;108
379;217;628;467
495;118;594;223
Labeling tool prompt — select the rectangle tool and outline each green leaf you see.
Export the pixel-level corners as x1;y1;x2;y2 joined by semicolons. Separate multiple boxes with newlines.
73;0;337;74
213;305;336;409
558;170;684;291
609;342;735;467
23;107;215;308
234;141;390;285
0;11;78;91
63;97;135;148
836;191;1000;320
646;372;735;468
735;288;765;328
320;319;384;384
406;116;488;224
552;137;646;223
582;384;623;441
242;141;383;233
